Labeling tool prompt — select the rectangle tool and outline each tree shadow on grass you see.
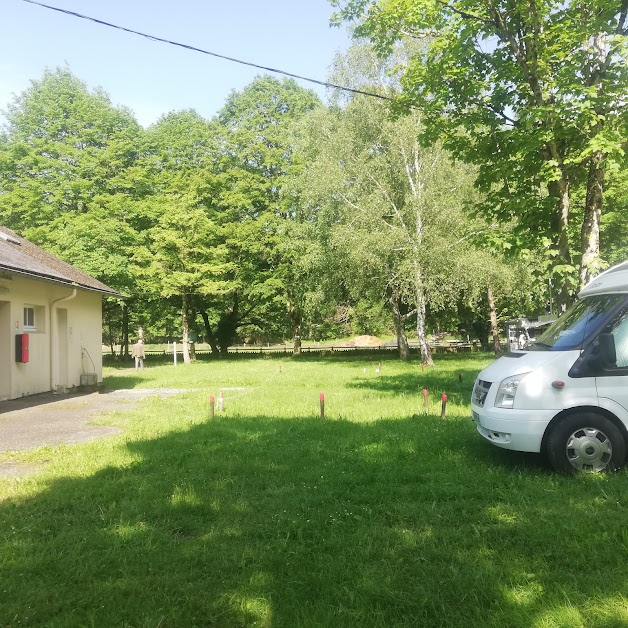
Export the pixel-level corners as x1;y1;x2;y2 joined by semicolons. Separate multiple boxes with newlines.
1;413;627;627
472;435;549;473
0;390;99;415
100;375;147;390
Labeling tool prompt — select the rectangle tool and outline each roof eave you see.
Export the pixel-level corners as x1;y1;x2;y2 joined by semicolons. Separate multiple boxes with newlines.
0;265;121;297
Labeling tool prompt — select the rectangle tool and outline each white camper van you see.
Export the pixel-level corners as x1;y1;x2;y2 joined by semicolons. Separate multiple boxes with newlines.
471;261;628;473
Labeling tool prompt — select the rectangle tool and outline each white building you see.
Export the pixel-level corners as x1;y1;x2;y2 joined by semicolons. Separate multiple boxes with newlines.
0;226;119;401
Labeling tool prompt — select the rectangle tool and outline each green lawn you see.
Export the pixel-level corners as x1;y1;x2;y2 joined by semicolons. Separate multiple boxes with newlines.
2;354;628;627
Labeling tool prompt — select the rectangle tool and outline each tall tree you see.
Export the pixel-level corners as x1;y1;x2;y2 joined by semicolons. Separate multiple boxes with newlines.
0;67;142;233
293;42;483;362
331;1;628;302
0;67;148;355
138;110;227;359
147;195;232;363
200;76;321;352
295;91;478;363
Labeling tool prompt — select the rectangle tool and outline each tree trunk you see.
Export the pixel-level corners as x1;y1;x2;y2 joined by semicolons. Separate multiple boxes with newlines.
415;271;433;366
216;296;240;356
181;293;191;364
473;320;490;352
548;176;573;311
579;30;608;289
403;141;433;365
293;325;302;356
104;301;116;357
390;293;411;361
580;152;605;289
487;283;501;356
199;308;221;356
189;305;196;361
121;301;130;358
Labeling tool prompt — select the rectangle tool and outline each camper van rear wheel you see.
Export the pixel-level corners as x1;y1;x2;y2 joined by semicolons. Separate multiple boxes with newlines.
546;413;626;474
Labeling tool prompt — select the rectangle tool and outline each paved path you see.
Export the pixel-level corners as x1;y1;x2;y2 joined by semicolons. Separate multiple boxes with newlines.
0;388;188;478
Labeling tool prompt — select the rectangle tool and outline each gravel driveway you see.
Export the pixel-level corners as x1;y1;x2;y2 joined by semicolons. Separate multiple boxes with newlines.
0;388;187;478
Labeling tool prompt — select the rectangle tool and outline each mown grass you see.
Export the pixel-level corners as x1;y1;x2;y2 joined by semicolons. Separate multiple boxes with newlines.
2;353;628;627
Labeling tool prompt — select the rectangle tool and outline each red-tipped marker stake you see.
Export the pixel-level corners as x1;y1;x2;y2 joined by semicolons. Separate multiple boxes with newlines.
320;391;325;420
422;388;429;412
421;363;424;371
440;394;448;420
209;395;215;419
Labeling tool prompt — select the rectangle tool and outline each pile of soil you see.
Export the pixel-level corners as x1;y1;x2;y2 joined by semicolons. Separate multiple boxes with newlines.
351;335;384;347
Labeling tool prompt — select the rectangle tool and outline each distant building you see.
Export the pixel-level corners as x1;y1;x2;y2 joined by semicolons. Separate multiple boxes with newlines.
0;226;118;400
505;316;556;352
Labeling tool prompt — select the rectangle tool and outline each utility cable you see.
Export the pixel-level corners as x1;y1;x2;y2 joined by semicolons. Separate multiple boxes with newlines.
20;0;394;103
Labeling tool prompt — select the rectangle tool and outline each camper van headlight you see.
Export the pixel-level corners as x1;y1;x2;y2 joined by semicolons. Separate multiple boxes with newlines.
495;374;528;409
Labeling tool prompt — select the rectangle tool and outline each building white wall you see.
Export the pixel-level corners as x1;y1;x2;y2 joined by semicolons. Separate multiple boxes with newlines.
0;273;103;400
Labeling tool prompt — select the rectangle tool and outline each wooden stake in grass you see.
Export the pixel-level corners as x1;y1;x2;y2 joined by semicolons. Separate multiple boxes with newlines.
320;391;325;420
440;394;448;420
209;395;215;419
422;388;429;413
458;373;462;382
218;391;224;413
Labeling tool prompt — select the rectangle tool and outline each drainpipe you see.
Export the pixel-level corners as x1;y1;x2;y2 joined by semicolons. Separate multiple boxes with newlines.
49;288;77;392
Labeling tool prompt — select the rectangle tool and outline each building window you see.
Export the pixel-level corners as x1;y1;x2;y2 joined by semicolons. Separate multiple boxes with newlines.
24;306;36;330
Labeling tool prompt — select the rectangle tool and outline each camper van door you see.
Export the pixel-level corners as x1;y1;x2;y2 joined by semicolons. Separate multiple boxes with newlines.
596;307;628;416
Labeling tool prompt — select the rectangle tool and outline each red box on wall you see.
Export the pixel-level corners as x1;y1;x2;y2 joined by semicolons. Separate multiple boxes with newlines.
15;333;29;363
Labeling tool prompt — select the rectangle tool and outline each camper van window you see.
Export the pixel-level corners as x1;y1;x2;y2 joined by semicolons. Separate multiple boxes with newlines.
532;294;625;351
612;311;628;368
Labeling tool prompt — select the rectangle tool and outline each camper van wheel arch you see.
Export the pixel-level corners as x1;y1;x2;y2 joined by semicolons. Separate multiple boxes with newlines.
545;412;626;474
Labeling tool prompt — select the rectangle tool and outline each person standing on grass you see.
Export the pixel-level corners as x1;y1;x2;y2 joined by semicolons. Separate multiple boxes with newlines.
133;338;145;370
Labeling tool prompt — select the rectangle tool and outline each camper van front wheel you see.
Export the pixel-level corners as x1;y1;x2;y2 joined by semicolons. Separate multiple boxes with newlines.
546;413;626;474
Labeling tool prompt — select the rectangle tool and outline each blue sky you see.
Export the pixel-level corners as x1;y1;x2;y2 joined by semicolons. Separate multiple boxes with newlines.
2;0;351;126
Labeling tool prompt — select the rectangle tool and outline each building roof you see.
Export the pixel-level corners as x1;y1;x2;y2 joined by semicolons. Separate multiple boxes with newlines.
0;226;119;296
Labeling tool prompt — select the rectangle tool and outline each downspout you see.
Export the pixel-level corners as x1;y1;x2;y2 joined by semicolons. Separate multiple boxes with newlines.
49;288;77;392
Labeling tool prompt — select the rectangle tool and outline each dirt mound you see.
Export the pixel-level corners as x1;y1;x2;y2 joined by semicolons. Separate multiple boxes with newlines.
352;335;384;347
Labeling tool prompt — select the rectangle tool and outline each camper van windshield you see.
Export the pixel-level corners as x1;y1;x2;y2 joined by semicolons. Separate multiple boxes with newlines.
532;295;626;350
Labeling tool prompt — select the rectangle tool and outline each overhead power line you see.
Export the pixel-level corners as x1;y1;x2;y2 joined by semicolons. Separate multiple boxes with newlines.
21;0;394;103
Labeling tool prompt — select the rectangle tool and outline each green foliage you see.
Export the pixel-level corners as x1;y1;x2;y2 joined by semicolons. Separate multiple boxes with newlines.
0;68;152;354
0;67;142;233
602;162;628;267
0;61;551;351
195;77;323;349
292;41;517;358
331;0;628;291
148;202;231;299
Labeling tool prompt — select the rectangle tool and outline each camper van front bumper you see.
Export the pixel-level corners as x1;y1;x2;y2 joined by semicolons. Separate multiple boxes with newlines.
471;407;554;453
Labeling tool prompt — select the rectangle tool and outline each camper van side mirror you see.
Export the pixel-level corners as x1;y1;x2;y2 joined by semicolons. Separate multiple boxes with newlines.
569;332;617;377
598;332;617;367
